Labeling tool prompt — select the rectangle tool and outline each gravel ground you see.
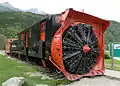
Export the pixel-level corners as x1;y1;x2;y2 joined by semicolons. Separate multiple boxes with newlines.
69;76;120;86
105;69;120;79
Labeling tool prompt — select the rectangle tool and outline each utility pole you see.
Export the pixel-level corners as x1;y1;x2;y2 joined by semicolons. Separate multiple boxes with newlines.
111;43;114;70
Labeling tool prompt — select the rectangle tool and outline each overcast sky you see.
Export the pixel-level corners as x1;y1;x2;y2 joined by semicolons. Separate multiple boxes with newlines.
0;0;120;22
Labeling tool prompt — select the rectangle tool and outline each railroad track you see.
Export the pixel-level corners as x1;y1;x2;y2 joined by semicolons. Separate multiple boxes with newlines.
5;52;120;83
10;54;66;80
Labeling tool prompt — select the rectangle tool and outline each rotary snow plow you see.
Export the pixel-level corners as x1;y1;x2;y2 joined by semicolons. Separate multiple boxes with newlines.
50;8;110;80
9;8;110;81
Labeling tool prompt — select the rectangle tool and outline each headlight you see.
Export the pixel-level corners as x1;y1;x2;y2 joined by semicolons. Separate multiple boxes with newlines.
12;45;16;48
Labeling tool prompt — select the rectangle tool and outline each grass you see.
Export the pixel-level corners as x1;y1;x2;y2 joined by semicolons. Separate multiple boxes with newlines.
0;54;71;86
104;59;120;71
105;59;120;65
23;77;71;86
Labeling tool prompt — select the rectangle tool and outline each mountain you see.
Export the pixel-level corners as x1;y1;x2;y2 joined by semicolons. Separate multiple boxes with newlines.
0;2;20;12
0;11;46;49
0;11;46;38
104;21;120;44
0;2;120;48
0;2;48;49
0;2;46;14
0;2;47;40
24;8;46;14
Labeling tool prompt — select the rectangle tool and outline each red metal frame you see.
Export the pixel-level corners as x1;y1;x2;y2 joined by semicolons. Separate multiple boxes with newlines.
42;59;46;68
26;32;29;48
21;33;24;40
40;22;46;42
51;8;110;81
5;39;16;54
40;22;47;68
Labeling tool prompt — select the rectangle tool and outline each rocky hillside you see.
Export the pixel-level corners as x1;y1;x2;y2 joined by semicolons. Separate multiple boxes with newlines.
0;2;20;12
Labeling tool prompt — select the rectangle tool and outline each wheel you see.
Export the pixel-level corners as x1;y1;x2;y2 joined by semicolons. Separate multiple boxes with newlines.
62;23;100;74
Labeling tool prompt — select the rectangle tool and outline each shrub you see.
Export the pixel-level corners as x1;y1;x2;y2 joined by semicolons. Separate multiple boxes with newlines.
104;51;110;59
0;34;7;50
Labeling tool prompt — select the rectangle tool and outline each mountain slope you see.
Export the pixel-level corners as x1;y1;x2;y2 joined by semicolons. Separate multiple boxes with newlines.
104;21;120;44
24;8;46;14
1;2;19;11
0;12;46;38
0;5;14;12
0;2;46;14
0;2;19;12
0;11;47;49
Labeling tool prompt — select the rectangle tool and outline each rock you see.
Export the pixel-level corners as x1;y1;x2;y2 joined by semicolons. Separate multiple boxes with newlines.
58;85;69;86
0;50;6;55
36;84;48;86
7;55;15;60
25;72;53;80
41;74;53;80
2;77;25;86
0;50;14;60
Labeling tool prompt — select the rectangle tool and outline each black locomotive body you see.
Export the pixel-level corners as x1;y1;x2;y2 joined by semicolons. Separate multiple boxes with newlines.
10;15;61;60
